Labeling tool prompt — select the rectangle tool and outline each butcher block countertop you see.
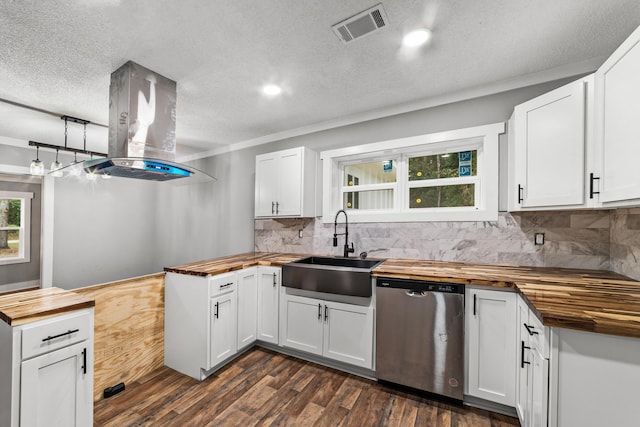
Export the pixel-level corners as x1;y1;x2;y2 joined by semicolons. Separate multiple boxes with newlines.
374;258;640;339
164;252;306;276
0;287;95;326
167;253;640;339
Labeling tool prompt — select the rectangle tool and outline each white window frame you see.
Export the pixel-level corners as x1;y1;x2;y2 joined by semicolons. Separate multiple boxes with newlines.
320;123;504;223
0;190;33;265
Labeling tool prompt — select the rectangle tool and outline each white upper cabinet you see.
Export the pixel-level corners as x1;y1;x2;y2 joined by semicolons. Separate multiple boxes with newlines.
594;25;640;206
510;75;595;210
255;147;318;218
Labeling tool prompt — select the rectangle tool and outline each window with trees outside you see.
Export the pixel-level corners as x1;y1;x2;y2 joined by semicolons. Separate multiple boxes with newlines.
321;123;503;223
0;191;33;265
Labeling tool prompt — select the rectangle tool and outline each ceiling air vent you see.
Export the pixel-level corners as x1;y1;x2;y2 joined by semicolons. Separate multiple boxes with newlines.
332;4;388;44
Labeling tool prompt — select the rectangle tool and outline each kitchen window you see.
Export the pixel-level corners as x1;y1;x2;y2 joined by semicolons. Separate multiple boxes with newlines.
0;191;33;265
321;123;503;223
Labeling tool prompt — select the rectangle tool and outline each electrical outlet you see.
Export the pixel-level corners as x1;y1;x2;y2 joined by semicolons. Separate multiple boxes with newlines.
534;232;545;245
298;229;303;238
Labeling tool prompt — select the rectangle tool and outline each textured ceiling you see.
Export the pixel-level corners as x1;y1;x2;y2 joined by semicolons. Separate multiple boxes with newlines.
1;0;639;157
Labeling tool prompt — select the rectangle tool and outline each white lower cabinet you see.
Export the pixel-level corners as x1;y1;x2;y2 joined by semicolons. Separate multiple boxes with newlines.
257;267;280;344
165;271;238;380
280;292;374;369
237;267;258;350
210;291;237;367
0;308;94;427
465;287;517;407
516;295;550;427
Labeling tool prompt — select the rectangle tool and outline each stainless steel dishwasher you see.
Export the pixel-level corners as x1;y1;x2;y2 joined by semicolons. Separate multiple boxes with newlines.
376;277;464;401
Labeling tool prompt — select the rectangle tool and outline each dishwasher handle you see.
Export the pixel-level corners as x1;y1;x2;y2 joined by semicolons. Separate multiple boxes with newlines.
405;290;427;297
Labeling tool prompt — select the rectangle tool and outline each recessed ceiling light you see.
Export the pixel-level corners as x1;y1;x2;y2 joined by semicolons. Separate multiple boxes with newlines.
402;29;432;48
262;84;282;96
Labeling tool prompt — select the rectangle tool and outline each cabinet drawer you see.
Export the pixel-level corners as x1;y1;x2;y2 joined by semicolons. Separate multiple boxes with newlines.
208;272;237;296
526;311;550;358
22;310;91;360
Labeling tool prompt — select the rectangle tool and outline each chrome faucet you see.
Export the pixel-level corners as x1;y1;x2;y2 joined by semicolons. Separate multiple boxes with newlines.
333;209;355;258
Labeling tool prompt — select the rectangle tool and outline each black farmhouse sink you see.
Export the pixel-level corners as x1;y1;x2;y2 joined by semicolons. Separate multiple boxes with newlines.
282;256;385;297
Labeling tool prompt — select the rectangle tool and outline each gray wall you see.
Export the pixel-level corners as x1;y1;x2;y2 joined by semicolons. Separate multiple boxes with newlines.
187;78;581;257
52;175;161;289
0;174;42;287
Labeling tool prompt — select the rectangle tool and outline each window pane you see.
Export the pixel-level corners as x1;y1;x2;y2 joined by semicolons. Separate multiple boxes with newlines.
409;184;475;208
408;150;477;181
0;198;21;227
343;189;393;210
0;229;20;259
344;160;396;186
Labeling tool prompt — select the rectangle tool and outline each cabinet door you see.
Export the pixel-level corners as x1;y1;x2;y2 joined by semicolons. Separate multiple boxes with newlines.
323;301;374;369
275;148;303;216
20;341;92;427
237;268;258;350
255;154;278;216
280;294;323;356
466;288;517;406
516;297;531;426
595;25;640;203
209;293;237;368
513;79;585;208
529;347;549;427
257;267;280;344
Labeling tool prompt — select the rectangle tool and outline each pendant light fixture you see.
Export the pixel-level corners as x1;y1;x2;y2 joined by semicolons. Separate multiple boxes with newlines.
28;115;107;178
50;148;63;177
29;145;44;176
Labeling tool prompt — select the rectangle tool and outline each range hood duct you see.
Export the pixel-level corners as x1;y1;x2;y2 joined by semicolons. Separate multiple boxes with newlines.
83;61;213;183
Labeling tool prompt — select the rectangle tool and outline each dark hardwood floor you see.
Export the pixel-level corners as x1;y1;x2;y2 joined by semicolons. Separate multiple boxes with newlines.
94;347;520;427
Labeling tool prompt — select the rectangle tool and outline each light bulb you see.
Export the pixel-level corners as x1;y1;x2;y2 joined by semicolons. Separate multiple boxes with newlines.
262;84;282;96
85;171;98;181
402;29;432;48
50;160;63;178
30;159;44;176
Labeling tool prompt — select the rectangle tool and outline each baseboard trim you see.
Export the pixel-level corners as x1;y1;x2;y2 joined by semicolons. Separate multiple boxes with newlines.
463;394;518;418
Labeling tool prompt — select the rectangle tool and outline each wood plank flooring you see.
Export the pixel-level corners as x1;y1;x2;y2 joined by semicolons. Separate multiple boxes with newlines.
94;347;520;427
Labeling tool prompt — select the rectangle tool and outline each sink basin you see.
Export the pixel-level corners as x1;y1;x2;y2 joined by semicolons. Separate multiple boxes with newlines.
282;256;385;297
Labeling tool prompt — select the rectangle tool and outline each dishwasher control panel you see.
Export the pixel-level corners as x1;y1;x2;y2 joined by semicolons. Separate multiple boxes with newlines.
376;277;464;294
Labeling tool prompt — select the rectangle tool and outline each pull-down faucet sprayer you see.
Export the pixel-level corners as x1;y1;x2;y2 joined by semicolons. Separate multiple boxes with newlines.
333;209;355;258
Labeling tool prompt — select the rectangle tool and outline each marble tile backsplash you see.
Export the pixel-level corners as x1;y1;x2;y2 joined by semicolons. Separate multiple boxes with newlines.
610;208;640;280
255;210;612;271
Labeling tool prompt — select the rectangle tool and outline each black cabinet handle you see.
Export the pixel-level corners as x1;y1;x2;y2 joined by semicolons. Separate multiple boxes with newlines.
521;341;531;368
518;185;524;204
214;302;219;319
271;201;275;214
318;303;322;320
473;294;477;316
82;348;87;374
589;173;600;199
275;202;279;214
42;329;79;342
273;272;277;287
524;323;539;335
324;305;328;322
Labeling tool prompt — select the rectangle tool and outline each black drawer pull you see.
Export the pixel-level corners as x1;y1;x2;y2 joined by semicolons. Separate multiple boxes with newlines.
524;323;539;336
42;329;79;342
521;341;531;368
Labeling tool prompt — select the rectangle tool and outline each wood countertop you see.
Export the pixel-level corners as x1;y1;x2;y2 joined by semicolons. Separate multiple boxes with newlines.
0;287;95;326
163;252;307;276
374;258;640;339
166;253;640;339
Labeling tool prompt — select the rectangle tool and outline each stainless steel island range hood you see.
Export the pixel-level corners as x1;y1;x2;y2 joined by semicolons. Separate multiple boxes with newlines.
83;61;213;183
